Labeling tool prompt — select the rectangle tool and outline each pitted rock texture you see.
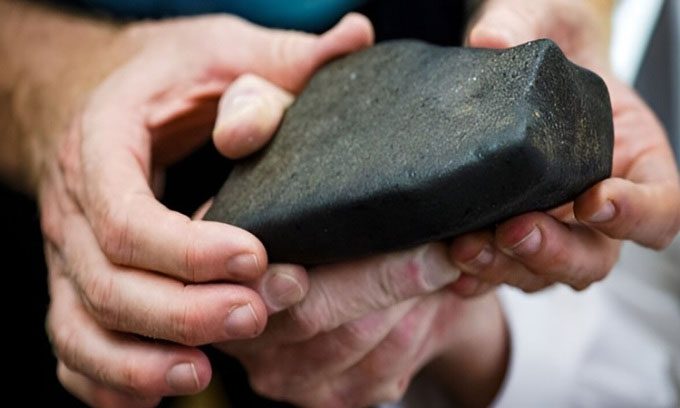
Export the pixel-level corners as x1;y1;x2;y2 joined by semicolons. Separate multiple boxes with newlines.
206;39;614;265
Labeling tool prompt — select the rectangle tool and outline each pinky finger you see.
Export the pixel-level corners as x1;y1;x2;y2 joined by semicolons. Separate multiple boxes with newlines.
46;264;212;398
57;362;161;408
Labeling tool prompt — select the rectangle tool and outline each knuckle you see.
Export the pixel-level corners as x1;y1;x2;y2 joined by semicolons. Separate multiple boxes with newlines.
51;322;81;369
525;242;571;280
98;204;135;265
82;275;121;328
182;233;200;282
374;250;438;307
104;359;151;396
40;208;61;245
553;242;573;269
569;280;590;292
517;275;550;293
375;263;407;307
170;301;206;346
568;269;596;291
269;33;312;83
56;125;82;191
389;318;418;351
55;363;70;389
45;309;56;346
566;267;602;291
270;35;293;68
288;302;323;339
563;268;590;291
651;236;672;251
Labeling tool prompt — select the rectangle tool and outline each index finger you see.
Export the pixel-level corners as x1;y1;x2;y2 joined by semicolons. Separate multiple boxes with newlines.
65;100;267;283
265;243;460;343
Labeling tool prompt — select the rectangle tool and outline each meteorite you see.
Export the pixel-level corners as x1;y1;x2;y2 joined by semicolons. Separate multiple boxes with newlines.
205;39;613;264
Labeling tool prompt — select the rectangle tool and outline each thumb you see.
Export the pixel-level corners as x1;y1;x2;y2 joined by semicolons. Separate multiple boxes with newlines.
212;74;294;158
235;12;375;92
211;13;374;159
466;0;542;48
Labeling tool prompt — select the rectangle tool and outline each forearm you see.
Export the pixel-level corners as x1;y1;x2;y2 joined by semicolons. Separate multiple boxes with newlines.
0;0;124;193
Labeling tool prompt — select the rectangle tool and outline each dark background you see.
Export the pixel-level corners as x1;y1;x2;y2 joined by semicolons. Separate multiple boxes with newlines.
5;0;467;405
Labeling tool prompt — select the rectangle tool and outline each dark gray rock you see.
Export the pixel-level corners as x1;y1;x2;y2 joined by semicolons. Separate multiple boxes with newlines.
205;39;613;265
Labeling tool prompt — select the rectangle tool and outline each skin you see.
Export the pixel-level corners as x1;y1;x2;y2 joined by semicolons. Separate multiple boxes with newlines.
1;2;395;405
215;1;680;407
449;0;680;294
1;0;678;407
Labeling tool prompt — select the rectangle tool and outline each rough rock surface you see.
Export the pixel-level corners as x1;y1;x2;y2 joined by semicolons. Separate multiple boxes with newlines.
206;39;614;265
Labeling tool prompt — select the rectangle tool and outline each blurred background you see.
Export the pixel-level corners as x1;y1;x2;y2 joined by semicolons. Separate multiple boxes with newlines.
4;0;678;405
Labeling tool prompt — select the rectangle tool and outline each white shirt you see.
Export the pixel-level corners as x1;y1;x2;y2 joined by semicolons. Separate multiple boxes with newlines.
493;236;680;407
391;236;680;408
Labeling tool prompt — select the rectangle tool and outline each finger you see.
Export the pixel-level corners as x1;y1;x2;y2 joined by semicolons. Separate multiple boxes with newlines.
589;77;680;249
213;74;294;159
449;231;551;293
448;274;495;298
65;108;267;283
57;362;161;408
192;198;213;221
495;212;621;290
47;264;212;398
192;200;309;314
229;12;375;92
240;301;416;403
252;264;309;314
316;295;444;407
575;177;680;250
466;0;540;48
266;243;460;343
68;13;374;284
547;202;577;224
57;216;267;345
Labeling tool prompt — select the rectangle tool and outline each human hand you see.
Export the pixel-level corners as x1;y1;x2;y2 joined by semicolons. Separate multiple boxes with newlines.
206;70;505;408
448;0;680;294
218;244;507;407
38;13;373;406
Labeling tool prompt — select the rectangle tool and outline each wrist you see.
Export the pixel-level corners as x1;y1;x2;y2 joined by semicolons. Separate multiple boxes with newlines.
1;1;140;193
426;292;509;407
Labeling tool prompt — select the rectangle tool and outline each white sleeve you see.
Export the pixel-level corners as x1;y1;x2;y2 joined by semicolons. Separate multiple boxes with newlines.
493;238;680;408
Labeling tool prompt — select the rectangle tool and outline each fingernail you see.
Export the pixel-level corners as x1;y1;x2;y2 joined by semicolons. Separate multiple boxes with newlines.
263;269;305;311
166;363;199;393
225;304;260;338
589;200;615;223
509;227;542;256
215;95;261;133
464;245;494;273
226;253;261;278
421;246;461;289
